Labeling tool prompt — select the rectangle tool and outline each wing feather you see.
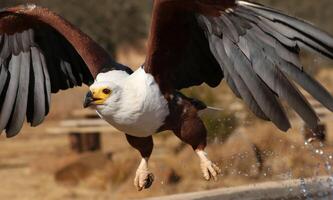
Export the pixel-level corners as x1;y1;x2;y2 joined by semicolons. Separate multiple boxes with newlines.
232;12;333;112
0;54;21;131
193;2;333;131
30;47;46;126
223;35;290;130
0;5;131;136
210;35;269;120
243;31;319;128
6;51;30;136
0;62;8;95
144;0;333;132
0;34;10;58
235;8;299;51
238;1;333;59
237;19;333;112
21;29;31;51
215;15;239;42
39;50;51;116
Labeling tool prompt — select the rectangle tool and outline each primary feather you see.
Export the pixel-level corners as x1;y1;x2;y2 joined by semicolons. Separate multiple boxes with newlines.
194;1;333;131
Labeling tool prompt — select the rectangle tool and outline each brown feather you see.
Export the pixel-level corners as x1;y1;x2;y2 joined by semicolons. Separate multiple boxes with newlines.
0;4;128;136
1;5;113;77
144;0;235;93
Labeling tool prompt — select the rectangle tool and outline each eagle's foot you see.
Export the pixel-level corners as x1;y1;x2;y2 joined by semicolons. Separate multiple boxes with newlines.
196;150;221;181
134;158;154;191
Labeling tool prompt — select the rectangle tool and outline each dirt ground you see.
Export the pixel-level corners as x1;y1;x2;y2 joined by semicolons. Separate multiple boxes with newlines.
1;113;333;200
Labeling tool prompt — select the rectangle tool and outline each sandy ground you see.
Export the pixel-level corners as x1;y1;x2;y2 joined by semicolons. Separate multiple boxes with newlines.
1;117;333;200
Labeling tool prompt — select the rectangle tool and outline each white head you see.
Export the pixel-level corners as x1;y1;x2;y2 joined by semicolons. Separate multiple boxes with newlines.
83;71;125;110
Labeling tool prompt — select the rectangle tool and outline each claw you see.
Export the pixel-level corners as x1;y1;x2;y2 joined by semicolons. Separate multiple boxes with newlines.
134;171;154;191
134;158;154;191
144;173;154;189
197;150;221;181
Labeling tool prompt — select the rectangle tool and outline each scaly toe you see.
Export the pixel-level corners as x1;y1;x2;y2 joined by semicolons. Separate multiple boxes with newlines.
134;171;154;191
201;161;221;181
212;163;222;174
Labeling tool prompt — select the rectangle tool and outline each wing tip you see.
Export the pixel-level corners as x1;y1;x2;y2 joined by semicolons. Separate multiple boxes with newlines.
5;129;20;138
274;116;291;132
279;123;291;132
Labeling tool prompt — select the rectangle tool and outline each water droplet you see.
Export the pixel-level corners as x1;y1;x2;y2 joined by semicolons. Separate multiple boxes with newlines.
325;162;332;171
300;178;311;200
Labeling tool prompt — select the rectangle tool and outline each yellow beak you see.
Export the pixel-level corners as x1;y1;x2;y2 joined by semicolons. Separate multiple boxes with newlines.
83;88;111;108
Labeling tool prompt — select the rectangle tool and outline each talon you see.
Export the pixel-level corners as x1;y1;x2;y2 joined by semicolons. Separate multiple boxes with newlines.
197;150;221;181
144;173;154;189
134;171;154;191
134;158;154;191
208;165;217;180
135;171;154;191
213;163;222;174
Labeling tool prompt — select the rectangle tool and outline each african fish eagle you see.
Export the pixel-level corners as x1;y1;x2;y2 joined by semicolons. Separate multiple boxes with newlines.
1;0;333;190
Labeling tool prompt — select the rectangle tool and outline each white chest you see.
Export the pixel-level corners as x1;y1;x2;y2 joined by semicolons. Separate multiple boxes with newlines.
96;68;169;137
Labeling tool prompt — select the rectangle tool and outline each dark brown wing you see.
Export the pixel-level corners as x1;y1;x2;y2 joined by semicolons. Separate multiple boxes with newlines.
144;0;333;132
144;0;236;92
0;4;129;137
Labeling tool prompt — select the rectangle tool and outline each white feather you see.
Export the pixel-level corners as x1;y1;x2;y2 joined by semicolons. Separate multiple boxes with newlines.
96;70;129;83
91;68;169;137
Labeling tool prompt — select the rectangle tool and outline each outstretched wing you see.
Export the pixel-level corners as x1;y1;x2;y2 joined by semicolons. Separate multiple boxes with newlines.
144;0;333;132
0;4;130;137
144;0;235;92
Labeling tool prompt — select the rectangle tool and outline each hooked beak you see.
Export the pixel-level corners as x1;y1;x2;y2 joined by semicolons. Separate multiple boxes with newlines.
83;87;111;108
83;91;94;108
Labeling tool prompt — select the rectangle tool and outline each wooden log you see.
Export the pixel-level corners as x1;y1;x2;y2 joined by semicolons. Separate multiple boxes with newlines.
47;126;117;135
69;133;81;152
60;119;110;127
70;108;99;119
69;132;101;153
46;109;119;153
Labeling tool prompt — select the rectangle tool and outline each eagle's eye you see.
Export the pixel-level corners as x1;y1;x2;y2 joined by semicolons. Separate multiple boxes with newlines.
102;88;111;95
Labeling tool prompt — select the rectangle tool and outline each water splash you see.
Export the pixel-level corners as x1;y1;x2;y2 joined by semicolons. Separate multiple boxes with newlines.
300;178;313;200
304;141;333;199
285;170;295;198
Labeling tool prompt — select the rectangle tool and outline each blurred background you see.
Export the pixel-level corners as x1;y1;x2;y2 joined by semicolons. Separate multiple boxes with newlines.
1;0;333;199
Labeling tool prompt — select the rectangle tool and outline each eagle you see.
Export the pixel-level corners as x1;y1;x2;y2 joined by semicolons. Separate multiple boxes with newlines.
1;0;333;190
